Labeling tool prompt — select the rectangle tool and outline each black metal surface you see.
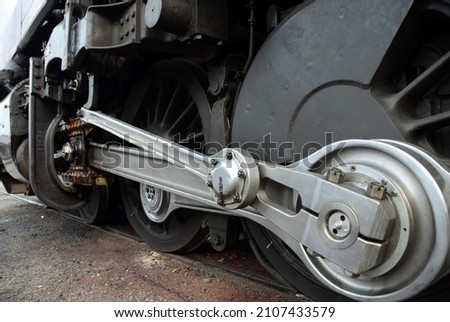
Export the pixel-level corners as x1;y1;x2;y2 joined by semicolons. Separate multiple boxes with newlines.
232;0;413;162
28;58;86;211
145;0;192;34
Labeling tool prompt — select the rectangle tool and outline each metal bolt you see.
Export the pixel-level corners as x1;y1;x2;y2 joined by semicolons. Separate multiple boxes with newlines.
120;33;124;40
125;30;129;37
233;194;241;202
217;198;224;206
34;73;41;79
34;61;41;68
126;15;130;22
131;26;135;33
211;158;218;165
120;19;124;25
33;84;41;90
69;80;78;90
132;11;136;18
146;187;150;193
332;221;343;231
327;211;351;239
207;180;213;188
366;182;387;200
327;167;345;184
62;142;75;162
390;190;398;197
226;151;233;160
209;81;220;94
238;170;246;178
210;234;223;246
381;179;388;185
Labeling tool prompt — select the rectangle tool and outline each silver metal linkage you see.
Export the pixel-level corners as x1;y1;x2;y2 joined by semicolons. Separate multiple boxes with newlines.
80;108;398;275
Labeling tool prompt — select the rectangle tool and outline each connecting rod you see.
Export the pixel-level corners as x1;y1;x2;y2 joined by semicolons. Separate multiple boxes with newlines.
79;108;397;275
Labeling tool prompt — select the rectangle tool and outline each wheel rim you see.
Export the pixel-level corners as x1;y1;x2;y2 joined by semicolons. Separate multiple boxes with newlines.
119;60;212;253
300;140;449;300
139;184;168;223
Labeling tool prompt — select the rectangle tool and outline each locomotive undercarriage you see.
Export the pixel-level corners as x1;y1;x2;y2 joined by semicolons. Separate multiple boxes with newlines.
3;0;450;301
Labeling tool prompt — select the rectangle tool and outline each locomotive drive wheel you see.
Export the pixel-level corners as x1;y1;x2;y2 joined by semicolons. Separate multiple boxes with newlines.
78;186;109;225
118;60;212;253
79;184;124;225
233;0;450;300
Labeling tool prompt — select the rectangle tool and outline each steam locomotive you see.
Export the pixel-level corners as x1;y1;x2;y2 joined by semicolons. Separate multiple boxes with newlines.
2;0;450;301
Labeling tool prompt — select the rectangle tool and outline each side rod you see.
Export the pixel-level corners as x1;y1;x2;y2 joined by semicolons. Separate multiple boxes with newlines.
79;108;392;274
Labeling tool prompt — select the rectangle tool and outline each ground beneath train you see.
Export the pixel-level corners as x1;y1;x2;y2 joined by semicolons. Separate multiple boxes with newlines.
0;188;303;302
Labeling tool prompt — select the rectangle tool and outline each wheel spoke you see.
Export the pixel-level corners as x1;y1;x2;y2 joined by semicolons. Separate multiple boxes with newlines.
162;84;186;126
168;100;196;135
182;131;204;144
406;110;450;132
145;104;152;126
393;51;450;108
154;78;172;123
